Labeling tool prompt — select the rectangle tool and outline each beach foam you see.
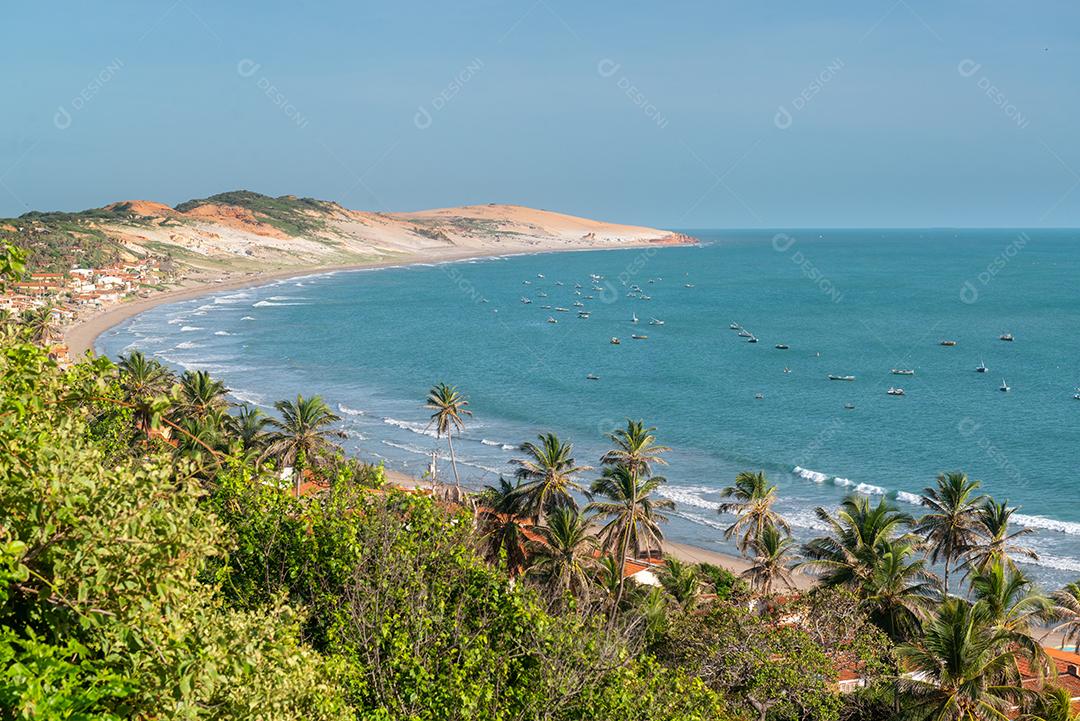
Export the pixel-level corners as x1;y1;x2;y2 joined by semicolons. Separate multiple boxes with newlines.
383;417;439;439
338;403;364;416
180;326;202;332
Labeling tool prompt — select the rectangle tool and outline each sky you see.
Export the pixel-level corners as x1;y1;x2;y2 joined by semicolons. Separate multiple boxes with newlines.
2;1;1078;228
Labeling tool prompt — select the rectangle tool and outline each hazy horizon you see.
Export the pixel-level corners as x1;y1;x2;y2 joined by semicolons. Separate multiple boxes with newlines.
4;1;1078;228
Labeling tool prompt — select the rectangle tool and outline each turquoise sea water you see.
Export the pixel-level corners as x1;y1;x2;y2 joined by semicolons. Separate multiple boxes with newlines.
98;230;1080;586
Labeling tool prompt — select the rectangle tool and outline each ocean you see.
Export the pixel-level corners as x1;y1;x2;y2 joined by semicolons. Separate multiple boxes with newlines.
97;229;1080;587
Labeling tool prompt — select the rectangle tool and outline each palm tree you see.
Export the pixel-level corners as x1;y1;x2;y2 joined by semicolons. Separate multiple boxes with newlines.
526;507;597;608
969;561;1052;673
118;351;174;437
178;370;229;419
1050;582;1080;651
511;433;590;521
600;419;670;477
658;556;702;610
1023;686;1080;721
741;526;799;597
586;464;673;613
916;471;987;595
21;304;58;345
476;477;529;576
860;539;938;642
261;395;345;496
717;471;791;554
799;495;915;588
425;383;471;490
896;598;1025;721
965;498;1038;575
228;404;269;459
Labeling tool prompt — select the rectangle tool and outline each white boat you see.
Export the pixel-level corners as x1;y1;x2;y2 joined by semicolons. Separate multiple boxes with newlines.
887;387;905;396
586;373;599;381
844;403;856;410
891;369;915;375
554;280;563;286
737;330;753;338
520;297;531;304
775;344;789;350
755;393;764;400
546;317;557;324
555;307;569;312
1000;379;1010;392
649;318;665;326
684;283;695;288
828;375;856;381
577;312;590;318
730;322;740;330
631;334;648;340
537;273;545;278
610;337;620;345
976;360;988;373
640;295;652;300
747;336;759;343
537;291;548;298
541;305;552;309
573;301;584;308
631;313;638;324
1000;333;1014;342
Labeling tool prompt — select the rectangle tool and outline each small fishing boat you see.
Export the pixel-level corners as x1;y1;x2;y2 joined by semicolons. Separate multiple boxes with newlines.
586;373;599;381
537;273;545;278
828;375;856;381
520;297;532;304
537;291;548;298
775;343;789;350
730;322;740;330
585;295;594;300
554;280;563;286
976;360;988;373
541;305;552;309
573;301;584;308
891;369;915;375
738;330;753;338
610;337;621;345
522;280;531;285
684;283;695;288
546;317;557;324
940;340;957;346
755;393;764;400
844;403;856;410
649;318;665;326
631;313;639;324
555;307;569;312
1000;333;1014;341
1000;379;1010;392
574;283;582;289
887;387;905;396
747;336;759;343
631;334;648;340
577;312;590;319
784;367;791;374
640;294;652;300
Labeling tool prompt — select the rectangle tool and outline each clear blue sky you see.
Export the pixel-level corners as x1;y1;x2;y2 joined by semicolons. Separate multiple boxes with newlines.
3;1;1078;228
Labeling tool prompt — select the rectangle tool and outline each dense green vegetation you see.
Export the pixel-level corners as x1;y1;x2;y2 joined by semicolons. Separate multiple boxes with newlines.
3;241;1080;720
174;190;334;236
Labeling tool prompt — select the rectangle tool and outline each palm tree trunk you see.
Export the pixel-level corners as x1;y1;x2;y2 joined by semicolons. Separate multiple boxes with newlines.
943;556;951;596
448;432;461;491
611;522;632;618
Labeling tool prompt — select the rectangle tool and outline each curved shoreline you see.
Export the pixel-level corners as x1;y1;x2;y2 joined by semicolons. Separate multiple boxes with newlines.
69;239;696;356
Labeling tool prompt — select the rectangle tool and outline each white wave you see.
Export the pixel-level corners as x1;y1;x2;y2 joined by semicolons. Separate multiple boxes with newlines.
252;300;305;307
856;482;887;496
1020;553;1080;573
672;510;728;532
214;331;232;336
167;318;185;325
785;509;832;532
180;326;202;332
214;292;250;304
381;439;433;457
457;459;502;475
241;316;256;321
896;491;923;507
657;485;721;512
1013;514;1080;537
175;341;199;349
793;466;829;483
267;295;306;301
383;417;439;439
338;403;364;416
192;311;207;316
230;389;266;407
195;304;217;312
481;438;517;450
